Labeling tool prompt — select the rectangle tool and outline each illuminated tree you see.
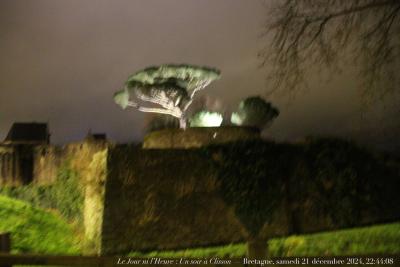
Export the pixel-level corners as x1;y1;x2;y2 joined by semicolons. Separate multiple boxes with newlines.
261;0;400;98
231;96;279;129
113;64;221;129
189;111;223;127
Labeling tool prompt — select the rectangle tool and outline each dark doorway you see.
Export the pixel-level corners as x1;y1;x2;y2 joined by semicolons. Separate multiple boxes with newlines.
17;145;34;184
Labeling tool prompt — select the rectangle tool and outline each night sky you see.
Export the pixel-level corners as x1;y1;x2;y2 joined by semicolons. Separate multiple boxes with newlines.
1;0;399;151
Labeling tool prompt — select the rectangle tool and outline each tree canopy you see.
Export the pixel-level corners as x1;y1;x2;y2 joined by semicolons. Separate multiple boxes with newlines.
114;64;221;128
231;96;279;129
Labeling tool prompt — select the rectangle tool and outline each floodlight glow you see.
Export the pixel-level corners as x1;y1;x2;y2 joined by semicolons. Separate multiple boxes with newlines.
230;112;243;125
190;111;223;127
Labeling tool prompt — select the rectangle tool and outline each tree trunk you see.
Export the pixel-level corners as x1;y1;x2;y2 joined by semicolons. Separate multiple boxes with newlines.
179;117;187;129
247;237;268;260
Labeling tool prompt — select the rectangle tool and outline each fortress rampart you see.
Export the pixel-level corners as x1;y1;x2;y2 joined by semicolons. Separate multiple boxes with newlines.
1;123;400;256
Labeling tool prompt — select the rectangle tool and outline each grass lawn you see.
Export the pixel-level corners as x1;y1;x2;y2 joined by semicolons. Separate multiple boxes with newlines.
129;222;400;258
0;194;80;254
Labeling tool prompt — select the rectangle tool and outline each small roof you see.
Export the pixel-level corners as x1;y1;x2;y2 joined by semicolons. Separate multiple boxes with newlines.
85;131;107;141
4;122;50;144
92;133;107;140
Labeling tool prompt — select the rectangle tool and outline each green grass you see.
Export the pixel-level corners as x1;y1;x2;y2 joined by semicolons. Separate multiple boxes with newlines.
129;222;400;258
0;194;80;254
0;165;84;224
269;223;400;256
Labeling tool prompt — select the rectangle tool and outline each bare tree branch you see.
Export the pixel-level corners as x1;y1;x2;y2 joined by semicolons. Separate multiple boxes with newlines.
261;0;400;99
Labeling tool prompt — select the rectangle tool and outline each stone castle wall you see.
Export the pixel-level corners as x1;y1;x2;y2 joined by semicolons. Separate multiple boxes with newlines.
0;144;61;186
1;128;400;256
33;145;64;185
0;145;18;185
143;126;260;148
0;144;39;185
100;146;248;255
97;136;400;255
0;139;108;186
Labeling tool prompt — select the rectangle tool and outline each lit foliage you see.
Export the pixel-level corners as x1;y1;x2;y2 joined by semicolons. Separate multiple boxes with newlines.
114;64;221;129
0;165;83;223
231;96;279;129
189;111;223;127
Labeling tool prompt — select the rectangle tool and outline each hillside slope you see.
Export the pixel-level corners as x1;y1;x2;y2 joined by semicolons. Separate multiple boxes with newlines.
0;195;80;254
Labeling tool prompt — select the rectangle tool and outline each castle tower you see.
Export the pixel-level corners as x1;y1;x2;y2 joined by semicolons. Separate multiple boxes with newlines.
0;122;49;185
